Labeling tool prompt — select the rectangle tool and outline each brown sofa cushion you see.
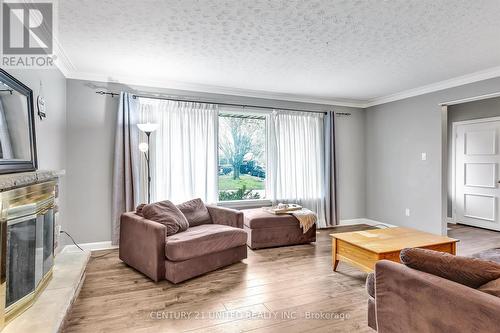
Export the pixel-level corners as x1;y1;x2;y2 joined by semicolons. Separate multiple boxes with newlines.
478;278;500;297
400;248;500;288
243;208;300;229
142;200;189;236
165;224;247;261
177;198;212;227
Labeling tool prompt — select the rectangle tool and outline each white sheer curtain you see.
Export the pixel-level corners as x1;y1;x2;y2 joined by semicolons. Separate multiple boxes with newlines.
140;99;218;204
267;110;326;227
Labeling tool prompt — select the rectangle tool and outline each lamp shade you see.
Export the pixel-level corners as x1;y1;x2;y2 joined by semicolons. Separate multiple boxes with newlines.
137;123;159;133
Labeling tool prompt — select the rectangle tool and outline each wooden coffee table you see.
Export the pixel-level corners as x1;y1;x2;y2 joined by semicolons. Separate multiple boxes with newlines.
330;227;458;272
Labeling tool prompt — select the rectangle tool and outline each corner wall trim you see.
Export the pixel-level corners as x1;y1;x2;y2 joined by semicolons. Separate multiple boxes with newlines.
62;241;117;253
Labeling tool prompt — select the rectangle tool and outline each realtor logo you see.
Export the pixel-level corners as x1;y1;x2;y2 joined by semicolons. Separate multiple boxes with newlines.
2;2;53;55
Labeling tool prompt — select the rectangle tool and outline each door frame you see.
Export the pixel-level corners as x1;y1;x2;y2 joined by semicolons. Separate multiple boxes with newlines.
451;116;500;223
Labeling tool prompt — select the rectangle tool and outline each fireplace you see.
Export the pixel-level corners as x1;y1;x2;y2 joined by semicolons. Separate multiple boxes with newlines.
0;180;57;327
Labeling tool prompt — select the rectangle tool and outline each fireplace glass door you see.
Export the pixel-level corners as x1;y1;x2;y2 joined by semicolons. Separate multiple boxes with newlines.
0;180;57;327
6;217;36;308
6;208;54;308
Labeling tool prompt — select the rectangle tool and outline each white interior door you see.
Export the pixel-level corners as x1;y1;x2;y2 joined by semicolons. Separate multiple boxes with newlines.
455;119;500;231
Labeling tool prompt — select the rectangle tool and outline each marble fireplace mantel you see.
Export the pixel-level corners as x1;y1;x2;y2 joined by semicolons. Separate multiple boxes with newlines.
0;170;63;192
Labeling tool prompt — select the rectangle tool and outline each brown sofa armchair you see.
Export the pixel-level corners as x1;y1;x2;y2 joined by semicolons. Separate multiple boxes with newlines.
367;249;500;332
119;205;247;283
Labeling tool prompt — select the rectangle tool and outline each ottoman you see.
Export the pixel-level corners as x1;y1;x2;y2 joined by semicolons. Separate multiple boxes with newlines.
243;208;316;250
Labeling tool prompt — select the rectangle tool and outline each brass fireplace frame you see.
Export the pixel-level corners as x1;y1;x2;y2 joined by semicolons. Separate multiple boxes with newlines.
0;181;56;328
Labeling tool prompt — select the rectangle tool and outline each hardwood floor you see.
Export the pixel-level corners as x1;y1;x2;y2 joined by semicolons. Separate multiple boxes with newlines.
63;224;500;333
448;223;500;256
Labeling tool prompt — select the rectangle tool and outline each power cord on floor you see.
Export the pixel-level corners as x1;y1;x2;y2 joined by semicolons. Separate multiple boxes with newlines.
60;230;85;251
60;230;115;259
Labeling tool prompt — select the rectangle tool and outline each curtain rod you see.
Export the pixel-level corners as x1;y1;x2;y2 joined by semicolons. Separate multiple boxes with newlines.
95;90;352;116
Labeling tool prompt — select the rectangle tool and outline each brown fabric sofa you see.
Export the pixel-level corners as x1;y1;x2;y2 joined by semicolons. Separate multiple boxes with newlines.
119;205;247;283
243;208;316;249
367;250;500;332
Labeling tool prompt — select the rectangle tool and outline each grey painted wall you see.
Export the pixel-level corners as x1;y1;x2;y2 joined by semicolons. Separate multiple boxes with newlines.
6;68;67;246
366;77;500;235
335;108;366;220
65;79;366;243
447;97;500;216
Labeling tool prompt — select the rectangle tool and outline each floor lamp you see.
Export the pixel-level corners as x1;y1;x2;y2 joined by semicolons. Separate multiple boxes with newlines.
138;123;158;204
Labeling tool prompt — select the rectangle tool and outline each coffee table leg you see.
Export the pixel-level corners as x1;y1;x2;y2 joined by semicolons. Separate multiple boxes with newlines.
332;238;339;271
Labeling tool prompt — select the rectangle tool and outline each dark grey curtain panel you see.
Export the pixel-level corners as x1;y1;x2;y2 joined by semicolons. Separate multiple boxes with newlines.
111;92;140;245
324;112;338;227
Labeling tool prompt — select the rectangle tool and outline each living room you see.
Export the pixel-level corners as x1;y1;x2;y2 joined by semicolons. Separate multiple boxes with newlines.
0;1;499;332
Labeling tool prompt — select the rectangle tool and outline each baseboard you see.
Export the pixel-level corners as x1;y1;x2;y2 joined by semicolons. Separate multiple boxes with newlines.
445;217;457;225
62;241;117;253
339;218;396;228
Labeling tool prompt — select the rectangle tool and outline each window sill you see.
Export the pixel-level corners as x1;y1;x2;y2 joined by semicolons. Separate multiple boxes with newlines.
216;199;272;210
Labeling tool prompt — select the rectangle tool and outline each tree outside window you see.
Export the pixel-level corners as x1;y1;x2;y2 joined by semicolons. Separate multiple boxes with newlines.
218;114;266;201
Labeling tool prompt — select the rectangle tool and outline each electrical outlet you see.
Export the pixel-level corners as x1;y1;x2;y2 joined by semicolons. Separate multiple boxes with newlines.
405;208;410;217
421;152;427;161
56;225;62;234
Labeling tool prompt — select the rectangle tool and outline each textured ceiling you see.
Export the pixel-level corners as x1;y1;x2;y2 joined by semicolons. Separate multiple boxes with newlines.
58;0;500;102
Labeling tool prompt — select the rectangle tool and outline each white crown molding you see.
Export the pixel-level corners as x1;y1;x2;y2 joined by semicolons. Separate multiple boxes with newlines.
56;65;500;109
61;70;367;108
53;43;76;77
51;0;77;76
365;65;500;107
439;91;500;106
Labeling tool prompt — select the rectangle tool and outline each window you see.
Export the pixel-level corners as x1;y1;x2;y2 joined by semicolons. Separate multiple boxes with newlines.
139;98;327;225
218;112;266;201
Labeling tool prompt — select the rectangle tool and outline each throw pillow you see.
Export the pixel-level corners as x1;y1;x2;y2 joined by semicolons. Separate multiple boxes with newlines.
478;277;500;297
177;198;212;227
136;203;146;216
400;247;500;289
142;200;189;236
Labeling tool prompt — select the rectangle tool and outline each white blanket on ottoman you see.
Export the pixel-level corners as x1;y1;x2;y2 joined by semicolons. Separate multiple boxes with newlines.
291;209;317;233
